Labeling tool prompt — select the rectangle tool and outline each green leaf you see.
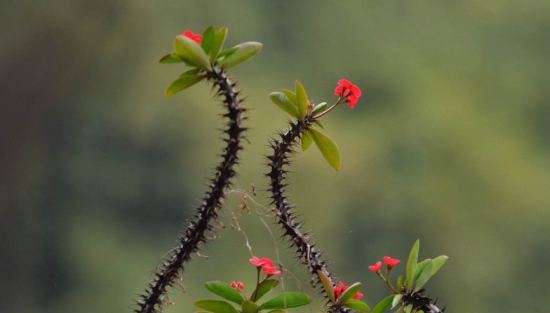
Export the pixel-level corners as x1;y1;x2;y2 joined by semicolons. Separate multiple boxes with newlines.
281;89;297;106
242;300;259;313
165;74;205;97
201;26;216;54
179;68;201;78
217;42;262;69
209;27;228;63
391;294;402;309
159;53;184;64
396;275;403;290
295;80;308;120
412;259;432;284
259;292;313;310
266;311;287;313
309;129;341;171
343;299;370;312
251;279;279;302
194;299;239;313
316;269;335;303
311;102;327;116
205;281;244;305
404;304;413;313
302;130;313;152
218;47;238;59
174;36;211;71
372;295;394;313
414;255;448;291
338;282;362;305
269;92;299;117
406;240;420;290
394;307;404;313
313;120;324;129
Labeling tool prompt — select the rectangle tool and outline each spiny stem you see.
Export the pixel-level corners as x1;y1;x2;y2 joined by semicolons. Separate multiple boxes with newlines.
136;67;246;313
266;116;348;313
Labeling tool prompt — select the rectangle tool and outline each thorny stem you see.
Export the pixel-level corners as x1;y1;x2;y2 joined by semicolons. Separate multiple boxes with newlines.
135;66;246;313
266;115;348;313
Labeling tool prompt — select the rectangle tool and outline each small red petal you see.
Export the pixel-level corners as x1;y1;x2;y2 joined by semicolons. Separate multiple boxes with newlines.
368;261;382;272
350;85;362;97
334;85;344;96
353;292;364;299
338;79;353;88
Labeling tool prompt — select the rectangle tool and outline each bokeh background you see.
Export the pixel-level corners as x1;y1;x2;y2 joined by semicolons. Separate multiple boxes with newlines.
2;1;550;313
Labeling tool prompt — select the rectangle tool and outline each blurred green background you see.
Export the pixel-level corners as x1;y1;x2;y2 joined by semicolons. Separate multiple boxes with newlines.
2;1;550;313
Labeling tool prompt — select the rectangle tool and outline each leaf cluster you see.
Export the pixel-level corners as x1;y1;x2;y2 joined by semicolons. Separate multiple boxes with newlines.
268;81;341;171
194;281;313;313
372;240;448;313
160;26;263;97
317;270;371;312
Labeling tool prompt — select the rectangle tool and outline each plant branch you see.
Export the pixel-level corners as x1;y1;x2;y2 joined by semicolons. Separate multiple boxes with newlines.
266;116;349;313
135;66;246;313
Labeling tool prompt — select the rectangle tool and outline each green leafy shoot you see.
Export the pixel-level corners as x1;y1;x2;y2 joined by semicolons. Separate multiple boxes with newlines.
209;27;228;63
313;120;324;129
241;300;259;313
372;295;395;313
159;53;184;64
259;292;312;310
412;259;432;284
201;26;216;54
194;299;239;313
301;129;313;151
405;240;420;290
337;282;362;305
269;92;299;117
217;42;263;69
205;281;244;305
391;294;402;309
414;255;448;291
295;80;308;120
396;275;403;291
173;36;211;71
309;128;341;171
311;102;327;116
343;299;371;312
281;89;297;106
250;279;279;302
316;269;335;303
165;73;205;97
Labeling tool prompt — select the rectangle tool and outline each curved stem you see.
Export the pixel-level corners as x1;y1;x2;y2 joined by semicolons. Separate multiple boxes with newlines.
136;67;246;313
312;98;344;120
266;116;348;313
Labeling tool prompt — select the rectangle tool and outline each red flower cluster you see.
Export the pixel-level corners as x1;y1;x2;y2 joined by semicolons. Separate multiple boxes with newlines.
334;79;362;108
231;281;244;291
368;261;382;273
249;256;283;276
181;30;202;45
383;256;400;268
334;281;363;300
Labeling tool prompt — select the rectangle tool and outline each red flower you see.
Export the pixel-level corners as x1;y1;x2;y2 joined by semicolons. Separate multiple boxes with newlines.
383;256;400;268
368;261;382;273
181;30;202;45
334;79;362;108
249;256;283;276
231;281;244;291
334;281;363;300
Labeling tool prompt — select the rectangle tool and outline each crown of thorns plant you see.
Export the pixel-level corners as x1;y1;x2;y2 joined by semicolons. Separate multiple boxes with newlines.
134;26;449;313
